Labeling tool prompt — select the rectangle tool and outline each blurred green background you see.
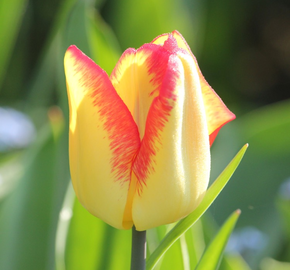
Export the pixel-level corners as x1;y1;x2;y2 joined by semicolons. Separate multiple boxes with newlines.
0;0;290;269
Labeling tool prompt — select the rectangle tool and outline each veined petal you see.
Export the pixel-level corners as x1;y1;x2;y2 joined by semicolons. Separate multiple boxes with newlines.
153;31;236;145
132;48;211;231
64;46;140;229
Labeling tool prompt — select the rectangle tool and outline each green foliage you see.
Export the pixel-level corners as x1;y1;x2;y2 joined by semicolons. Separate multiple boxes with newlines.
195;210;240;270
0;0;27;88
56;190;131;270
0;122;69;269
101;0;194;50
0;0;289;269
260;258;290;270
210;100;290;268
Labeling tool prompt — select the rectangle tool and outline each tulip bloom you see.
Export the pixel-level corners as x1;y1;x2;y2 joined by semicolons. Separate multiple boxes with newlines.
64;31;235;231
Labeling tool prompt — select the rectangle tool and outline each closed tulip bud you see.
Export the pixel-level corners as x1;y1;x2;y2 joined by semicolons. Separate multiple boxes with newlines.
64;31;235;231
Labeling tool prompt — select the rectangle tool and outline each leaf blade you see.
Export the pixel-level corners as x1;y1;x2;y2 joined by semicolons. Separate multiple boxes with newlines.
195;210;241;270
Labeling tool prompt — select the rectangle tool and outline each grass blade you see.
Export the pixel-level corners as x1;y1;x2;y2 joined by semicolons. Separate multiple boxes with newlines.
195;210;241;270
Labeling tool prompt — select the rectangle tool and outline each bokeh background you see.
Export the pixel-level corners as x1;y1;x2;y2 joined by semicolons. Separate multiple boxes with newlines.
0;0;290;269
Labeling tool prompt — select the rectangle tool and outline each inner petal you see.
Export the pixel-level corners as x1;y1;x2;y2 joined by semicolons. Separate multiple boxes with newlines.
110;44;171;140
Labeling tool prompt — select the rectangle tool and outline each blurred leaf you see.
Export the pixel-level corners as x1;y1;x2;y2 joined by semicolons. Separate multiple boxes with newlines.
201;213;250;270
65;196;108;270
56;192;131;270
276;198;290;240
222;254;251;270
55;183;75;270
87;11;121;74
260;257;290;270
184;220;206;268
25;0;76;110
195;210;241;270
58;0;121;115
148;225;192;270
146;144;248;270
179;234;191;270
0;0;27;88
147;222;205;270
26;39;60;109
26;0;120;125
62;0;120;70
0;156;23;201
210;99;290;267
158;236;186;270
101;0;195;51
276;197;290;261
26;0;77;108
55;7;127;269
63;1;91;56
0;115;68;270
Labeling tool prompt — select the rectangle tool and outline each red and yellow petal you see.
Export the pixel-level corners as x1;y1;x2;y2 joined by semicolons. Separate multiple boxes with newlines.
64;46;140;229
153;31;235;145
110;44;172;140
65;30;235;231
131;44;211;230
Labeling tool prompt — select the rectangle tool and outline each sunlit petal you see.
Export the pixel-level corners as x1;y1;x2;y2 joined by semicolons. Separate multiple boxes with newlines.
153;31;235;145
110;44;172;140
132;47;210;230
64;46;140;229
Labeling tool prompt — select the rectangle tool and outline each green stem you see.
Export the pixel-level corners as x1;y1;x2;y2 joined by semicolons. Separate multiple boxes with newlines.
130;226;146;270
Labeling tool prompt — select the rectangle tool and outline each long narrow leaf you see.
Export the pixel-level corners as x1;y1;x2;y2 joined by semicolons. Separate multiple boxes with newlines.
146;144;248;270
0;124;65;269
0;0;27;88
195;210;241;270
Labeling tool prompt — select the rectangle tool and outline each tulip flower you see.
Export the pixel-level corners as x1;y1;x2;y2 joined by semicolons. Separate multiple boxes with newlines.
64;30;235;231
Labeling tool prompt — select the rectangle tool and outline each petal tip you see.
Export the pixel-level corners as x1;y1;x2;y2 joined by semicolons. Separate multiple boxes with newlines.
65;45;78;55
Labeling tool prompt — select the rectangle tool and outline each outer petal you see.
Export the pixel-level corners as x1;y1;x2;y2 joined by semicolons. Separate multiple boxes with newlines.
153;31;236;145
64;46;140;229
110;44;176;228
132;38;211;230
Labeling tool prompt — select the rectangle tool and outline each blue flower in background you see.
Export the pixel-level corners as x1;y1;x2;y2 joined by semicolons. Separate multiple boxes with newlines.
0;107;35;152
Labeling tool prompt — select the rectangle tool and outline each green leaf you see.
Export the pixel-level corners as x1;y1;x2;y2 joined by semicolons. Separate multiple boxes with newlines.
200;214;250;270
0;119;68;270
158;234;187;270
62;0;120;70
222;254;251;270
101;0;199;52
56;188;131;270
26;0;77;108
0;0;27;88
146;144;248;270
184;220;206;268
276;198;290;240
58;0;121;115
87;11;121;75
195;210;241;270
210;100;290;267
0;155;23;201
275;197;290;261
260;258;290;270
159;221;206;270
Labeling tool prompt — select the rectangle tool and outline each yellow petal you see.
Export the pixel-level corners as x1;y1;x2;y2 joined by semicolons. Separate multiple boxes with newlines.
64;46;140;229
110;44;171;140
153;31;235;145
132;46;211;230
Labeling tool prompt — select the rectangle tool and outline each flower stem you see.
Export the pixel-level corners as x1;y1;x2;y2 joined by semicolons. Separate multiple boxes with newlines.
130;226;146;270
